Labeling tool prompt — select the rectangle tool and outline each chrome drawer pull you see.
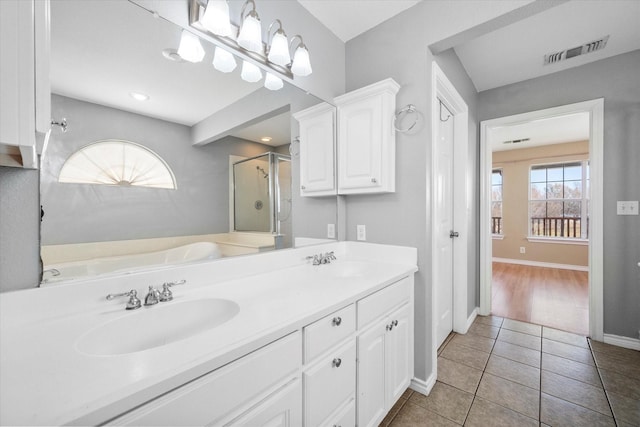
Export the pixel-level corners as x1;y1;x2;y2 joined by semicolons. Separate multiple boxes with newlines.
332;358;342;368
332;316;342;326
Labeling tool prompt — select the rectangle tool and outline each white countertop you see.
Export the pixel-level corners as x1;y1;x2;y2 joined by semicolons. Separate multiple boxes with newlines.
0;242;417;426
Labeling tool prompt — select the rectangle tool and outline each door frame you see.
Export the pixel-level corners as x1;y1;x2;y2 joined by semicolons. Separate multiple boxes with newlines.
479;99;604;341
430;62;470;373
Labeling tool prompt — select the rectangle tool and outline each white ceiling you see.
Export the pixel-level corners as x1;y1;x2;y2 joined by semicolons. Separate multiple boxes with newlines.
454;0;640;92
231;112;291;147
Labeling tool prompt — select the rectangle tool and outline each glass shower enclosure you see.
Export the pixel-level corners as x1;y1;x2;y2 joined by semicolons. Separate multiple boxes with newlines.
232;152;292;247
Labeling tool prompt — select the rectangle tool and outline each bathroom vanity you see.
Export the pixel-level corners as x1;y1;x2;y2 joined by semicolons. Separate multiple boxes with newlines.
0;242;417;426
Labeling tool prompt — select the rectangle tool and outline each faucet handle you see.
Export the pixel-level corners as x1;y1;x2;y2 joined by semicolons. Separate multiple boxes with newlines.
106;289;141;310
159;280;187;302
144;286;161;306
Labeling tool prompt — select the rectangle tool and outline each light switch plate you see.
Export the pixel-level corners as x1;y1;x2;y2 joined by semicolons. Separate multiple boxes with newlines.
357;224;366;241
327;224;335;239
617;201;639;215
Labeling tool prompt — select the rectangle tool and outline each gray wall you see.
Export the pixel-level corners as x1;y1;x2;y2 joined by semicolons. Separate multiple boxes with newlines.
42;95;272;245
345;4;481;382
0;167;41;292
479;50;640;339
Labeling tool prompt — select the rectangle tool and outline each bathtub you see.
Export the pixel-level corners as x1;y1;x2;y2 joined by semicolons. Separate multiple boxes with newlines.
42;242;222;284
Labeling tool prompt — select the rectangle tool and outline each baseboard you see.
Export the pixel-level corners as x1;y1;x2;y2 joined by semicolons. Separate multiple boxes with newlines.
410;373;436;396
465;308;478;333
492;257;588;272
603;333;640;351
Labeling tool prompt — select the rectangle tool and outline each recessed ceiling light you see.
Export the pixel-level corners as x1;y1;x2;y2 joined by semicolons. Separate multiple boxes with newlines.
261;137;272;142
129;92;149;101
161;48;184;62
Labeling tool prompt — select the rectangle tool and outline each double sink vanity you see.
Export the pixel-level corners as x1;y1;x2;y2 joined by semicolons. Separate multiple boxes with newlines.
0;242;417;426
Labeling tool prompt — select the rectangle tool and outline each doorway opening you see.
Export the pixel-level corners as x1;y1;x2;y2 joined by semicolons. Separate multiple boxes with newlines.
480;99;604;340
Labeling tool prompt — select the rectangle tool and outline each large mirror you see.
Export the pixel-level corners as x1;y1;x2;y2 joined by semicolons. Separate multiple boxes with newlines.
40;0;337;285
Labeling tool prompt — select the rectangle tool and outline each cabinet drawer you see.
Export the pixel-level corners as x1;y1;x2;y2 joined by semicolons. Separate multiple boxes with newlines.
304;340;356;427
226;378;302;427
304;304;355;363
321;398;355;427
111;332;301;426
357;278;410;329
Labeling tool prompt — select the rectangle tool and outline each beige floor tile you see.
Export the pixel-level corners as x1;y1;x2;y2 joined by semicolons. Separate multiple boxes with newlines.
467;322;500;339
465;397;538;427
502;318;542;337
590;339;640;363
492;340;541;368
607;391;640;426
409;382;473;424
592;350;640;380
401;388;414;400
438;333;455;356
450;333;495;353
474;315;504;327
440;341;490;370
437;357;483;394
380;397;408;427
599;368;640;400
542;338;595;365
543;326;589;348
541;352;602;387
541;370;611;416
485;354;540;389
497;329;542;351
476;373;539;420
389;401;460;427
540;393;615;427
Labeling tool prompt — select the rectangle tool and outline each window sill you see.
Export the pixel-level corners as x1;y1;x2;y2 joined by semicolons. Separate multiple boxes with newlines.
527;237;588;246
492;234;504;240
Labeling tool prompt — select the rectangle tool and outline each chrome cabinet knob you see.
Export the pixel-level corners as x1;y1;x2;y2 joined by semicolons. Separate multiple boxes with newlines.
371;177;377;183
301;185;306;190
332;316;342;326
332;358;342;368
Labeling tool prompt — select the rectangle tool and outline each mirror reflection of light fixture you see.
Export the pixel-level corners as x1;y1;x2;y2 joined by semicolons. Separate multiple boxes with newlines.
200;0;231;37
264;72;283;91
213;46;237;72
177;29;205;63
241;60;262;82
267;19;289;67
237;0;262;54
290;35;312;77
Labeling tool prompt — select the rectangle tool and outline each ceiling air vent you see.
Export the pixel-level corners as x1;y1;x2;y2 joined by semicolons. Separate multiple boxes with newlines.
544;35;609;65
502;138;530;145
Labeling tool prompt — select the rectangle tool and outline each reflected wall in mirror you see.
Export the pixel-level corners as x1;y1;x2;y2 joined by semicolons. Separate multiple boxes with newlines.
40;0;337;285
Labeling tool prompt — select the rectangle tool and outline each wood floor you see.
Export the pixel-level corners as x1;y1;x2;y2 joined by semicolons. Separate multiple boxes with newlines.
491;262;589;336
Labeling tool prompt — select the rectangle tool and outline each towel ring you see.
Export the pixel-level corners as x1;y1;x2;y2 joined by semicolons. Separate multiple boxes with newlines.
394;104;420;133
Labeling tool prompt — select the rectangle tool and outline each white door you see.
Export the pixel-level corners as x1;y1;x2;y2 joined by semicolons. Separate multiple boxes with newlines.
435;100;455;348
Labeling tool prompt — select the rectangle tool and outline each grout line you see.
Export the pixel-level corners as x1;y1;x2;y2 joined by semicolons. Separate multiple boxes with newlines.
588;338;619;425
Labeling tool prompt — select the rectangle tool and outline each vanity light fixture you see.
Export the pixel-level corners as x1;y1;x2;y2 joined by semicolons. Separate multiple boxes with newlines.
200;0;231;37
177;29;205;63
213;46;237;72
129;91;149;101
264;72;283;91
237;0;262;54
290;35;312;77
241;60;262;82
266;20;289;67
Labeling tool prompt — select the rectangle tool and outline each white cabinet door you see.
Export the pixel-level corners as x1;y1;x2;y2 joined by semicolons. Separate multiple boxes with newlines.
227;379;302;427
357;320;387;427
335;79;399;195
385;303;412;406
293;102;336;197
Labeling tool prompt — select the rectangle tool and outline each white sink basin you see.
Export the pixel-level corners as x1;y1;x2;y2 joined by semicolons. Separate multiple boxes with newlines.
76;298;240;356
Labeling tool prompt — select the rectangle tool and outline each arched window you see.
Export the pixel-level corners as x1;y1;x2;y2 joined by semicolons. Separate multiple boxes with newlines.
58;140;176;189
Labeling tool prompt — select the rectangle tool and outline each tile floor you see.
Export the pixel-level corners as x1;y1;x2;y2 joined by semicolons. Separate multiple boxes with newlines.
382;316;640;426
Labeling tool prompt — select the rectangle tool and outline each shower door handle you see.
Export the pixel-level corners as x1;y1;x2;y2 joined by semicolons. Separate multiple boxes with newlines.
450;230;459;238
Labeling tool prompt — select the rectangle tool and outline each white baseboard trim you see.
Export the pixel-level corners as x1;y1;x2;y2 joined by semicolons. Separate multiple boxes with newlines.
464;308;478;334
603;333;640;351
411;374;436;396
492;257;588;272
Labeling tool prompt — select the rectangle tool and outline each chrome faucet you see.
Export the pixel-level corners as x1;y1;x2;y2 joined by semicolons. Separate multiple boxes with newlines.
306;251;337;265
144;286;161;306
106;289;142;310
160;279;187;302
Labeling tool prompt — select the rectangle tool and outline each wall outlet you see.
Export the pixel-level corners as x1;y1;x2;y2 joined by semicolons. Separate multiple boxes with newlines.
357;224;366;241
519;246;526;254
617;201;639;215
327;223;335;239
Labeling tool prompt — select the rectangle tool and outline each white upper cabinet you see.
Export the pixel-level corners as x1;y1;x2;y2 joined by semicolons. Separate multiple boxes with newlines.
293;102;337;197
335;78;400;194
0;0;50;169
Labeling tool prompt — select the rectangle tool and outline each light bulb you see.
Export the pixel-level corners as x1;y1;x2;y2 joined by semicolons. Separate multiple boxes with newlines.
268;31;289;66
212;47;237;73
237;13;262;53
241;60;262;82
177;30;205;63
291;44;312;76
264;73;283;91
200;0;231;37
